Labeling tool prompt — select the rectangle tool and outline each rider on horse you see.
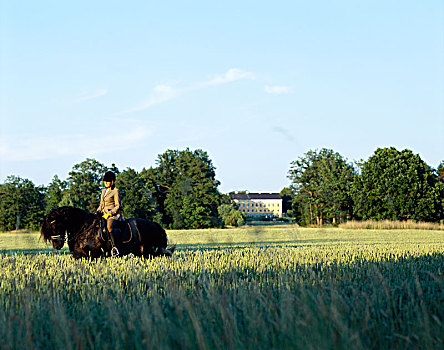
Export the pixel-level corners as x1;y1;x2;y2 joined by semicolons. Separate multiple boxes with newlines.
96;171;122;257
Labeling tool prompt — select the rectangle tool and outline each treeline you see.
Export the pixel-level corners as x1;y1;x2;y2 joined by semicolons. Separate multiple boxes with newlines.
0;149;243;232
1;146;443;231
284;147;444;226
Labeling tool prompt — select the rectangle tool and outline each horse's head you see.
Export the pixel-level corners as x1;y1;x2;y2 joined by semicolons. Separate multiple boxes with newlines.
41;208;69;250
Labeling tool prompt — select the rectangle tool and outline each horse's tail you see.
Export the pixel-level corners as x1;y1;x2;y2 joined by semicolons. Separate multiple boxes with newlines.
148;221;175;257
152;222;168;249
158;245;176;257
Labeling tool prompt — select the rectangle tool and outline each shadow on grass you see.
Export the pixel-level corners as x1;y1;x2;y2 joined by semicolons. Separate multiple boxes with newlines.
173;238;388;251
0;237;409;256
0;248;70;256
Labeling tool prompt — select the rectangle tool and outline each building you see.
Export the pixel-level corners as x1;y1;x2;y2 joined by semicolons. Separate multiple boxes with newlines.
229;192;283;218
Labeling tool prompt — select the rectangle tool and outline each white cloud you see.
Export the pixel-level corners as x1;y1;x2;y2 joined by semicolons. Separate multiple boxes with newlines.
116;68;256;115
75;88;108;102
202;68;255;86
115;84;180;115
0;126;153;162
264;85;292;95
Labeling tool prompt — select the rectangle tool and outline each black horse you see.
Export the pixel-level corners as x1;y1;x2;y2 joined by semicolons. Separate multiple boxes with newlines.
41;206;174;259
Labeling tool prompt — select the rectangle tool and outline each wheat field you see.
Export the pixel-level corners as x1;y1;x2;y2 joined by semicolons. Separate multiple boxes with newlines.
0;226;442;349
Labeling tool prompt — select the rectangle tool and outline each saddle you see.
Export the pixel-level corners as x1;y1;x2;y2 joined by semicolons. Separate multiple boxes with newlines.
100;218;141;246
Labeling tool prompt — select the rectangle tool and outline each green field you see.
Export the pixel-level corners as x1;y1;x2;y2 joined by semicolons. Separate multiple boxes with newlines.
0;226;443;349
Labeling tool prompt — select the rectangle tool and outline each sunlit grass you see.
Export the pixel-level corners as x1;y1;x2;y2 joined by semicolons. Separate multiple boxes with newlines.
339;219;444;230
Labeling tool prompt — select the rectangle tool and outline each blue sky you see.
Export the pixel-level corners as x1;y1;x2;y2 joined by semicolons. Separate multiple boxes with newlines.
1;1;443;193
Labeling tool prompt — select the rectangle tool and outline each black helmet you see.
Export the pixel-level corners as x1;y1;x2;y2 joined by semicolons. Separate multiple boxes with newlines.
103;171;116;182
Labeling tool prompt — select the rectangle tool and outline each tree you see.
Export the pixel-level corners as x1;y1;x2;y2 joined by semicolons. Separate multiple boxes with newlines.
45;175;67;212
0;176;45;231
351;148;442;222
437;161;444;182
438;161;444;220
60;158;111;212
146;148;223;229
280;187;295;217
181;199;214;229
218;204;246;227
116;168;160;222
288;149;356;226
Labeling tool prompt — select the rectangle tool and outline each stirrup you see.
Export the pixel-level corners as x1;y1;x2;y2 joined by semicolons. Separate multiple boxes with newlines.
111;246;119;257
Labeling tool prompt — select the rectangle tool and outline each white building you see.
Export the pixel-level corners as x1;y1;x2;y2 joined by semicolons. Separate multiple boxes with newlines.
229;192;283;218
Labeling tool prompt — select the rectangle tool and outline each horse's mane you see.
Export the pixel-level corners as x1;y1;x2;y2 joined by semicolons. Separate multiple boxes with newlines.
41;206;97;243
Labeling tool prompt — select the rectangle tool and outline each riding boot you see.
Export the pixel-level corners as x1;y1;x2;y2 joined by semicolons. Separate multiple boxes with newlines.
109;228;120;257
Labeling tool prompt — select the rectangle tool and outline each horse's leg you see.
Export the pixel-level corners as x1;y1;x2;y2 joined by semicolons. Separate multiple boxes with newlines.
84;240;103;259
89;249;103;259
71;241;90;259
71;250;86;259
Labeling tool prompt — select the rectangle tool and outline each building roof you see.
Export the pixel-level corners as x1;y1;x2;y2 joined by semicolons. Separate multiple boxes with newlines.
229;192;282;200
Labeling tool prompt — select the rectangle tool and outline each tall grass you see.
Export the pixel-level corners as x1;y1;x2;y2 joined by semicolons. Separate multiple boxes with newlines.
0;228;442;349
339;220;444;230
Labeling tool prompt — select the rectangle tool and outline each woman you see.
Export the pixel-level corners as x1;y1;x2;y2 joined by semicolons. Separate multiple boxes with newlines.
96;171;122;257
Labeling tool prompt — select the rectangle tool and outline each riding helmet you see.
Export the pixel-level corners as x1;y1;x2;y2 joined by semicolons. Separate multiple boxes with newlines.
103;171;116;182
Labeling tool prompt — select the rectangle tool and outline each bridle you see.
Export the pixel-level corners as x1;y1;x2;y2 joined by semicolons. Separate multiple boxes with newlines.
49;219;66;244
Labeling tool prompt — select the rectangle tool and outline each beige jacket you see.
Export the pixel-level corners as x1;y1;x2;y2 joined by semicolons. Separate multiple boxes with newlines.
97;187;122;220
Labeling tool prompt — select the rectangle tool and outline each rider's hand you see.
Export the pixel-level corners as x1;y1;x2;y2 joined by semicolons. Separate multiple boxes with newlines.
102;213;111;220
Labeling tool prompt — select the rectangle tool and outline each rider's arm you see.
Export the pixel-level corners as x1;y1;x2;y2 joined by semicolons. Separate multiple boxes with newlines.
97;189;105;213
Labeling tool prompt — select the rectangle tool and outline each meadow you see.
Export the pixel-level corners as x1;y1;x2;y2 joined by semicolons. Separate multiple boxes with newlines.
0;226;442;349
